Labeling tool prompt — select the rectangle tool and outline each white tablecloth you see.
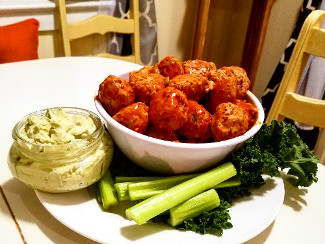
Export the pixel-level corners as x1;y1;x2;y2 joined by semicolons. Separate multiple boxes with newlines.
0;57;324;244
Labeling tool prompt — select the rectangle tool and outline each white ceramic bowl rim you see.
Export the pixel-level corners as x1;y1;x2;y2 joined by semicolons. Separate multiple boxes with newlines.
94;90;265;150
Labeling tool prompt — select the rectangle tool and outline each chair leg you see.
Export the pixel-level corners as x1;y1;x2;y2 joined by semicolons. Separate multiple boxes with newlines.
314;128;325;165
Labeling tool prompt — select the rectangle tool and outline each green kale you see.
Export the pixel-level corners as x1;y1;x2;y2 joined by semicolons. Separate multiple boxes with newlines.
219;120;319;203
176;200;232;236
248;120;318;187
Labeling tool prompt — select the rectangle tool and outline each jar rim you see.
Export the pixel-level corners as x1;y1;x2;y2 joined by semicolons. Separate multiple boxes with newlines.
12;107;104;148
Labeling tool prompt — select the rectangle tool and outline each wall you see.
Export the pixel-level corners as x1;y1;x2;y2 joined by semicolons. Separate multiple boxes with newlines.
38;31;61;59
253;0;303;99
154;0;199;61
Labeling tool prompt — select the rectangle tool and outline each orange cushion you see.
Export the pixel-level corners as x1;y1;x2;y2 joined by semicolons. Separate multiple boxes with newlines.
0;18;40;64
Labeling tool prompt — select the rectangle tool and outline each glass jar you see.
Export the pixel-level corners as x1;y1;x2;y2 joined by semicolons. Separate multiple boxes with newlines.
7;107;114;193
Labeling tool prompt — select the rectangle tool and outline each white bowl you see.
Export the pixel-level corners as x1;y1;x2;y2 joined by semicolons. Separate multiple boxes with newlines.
94;74;265;175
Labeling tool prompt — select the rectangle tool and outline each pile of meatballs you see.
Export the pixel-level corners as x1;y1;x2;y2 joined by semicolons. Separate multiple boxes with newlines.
97;56;257;143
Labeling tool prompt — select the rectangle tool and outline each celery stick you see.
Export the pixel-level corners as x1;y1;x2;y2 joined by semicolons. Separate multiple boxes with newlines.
213;177;241;189
114;176;171;200
115;182;164;201
128;174;197;201
115;176;165;183
125;162;237;225
126;177;240;201
98;170;118;209
129;189;165;200
117;175;240;201
168;189;220;227
114;182;131;201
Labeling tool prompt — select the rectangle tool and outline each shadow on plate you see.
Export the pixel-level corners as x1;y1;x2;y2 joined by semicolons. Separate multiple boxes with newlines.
243;221;275;244
120;221;172;241
231;172;309;211
280;172;308;211
232;176;278;206
35;185;97;206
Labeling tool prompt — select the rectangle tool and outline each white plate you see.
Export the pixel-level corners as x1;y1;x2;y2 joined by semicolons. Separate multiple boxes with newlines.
35;175;284;244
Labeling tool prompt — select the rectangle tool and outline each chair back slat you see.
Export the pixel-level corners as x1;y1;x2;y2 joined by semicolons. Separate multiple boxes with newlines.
266;10;325;164
305;28;325;57
68;15;135;40
56;0;140;64
281;92;325;128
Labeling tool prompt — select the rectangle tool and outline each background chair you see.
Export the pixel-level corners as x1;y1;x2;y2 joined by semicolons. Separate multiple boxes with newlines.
56;0;140;64
266;10;325;164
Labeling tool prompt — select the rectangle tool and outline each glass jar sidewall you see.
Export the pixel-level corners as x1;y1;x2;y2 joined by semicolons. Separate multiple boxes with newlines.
8;128;114;193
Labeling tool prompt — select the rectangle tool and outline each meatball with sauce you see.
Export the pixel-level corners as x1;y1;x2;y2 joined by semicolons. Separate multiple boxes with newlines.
229;66;250;99
179;100;212;142
149;87;189;131
146;124;179;142
129;72;166;104
168;74;210;101
151;63;161;74
112;102;149;134
98;75;135;116
158;55;183;79
182;59;216;77
129;65;160;77
204;67;237;114
211;102;249;142
234;99;258;128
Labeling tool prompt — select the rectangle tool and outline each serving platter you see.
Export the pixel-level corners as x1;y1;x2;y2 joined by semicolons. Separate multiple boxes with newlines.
36;175;284;244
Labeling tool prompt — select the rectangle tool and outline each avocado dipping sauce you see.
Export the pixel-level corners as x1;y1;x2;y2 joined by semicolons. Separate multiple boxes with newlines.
8;107;114;193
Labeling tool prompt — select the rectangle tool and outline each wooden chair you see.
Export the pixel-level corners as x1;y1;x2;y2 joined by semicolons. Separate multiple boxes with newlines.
265;10;325;164
56;0;141;64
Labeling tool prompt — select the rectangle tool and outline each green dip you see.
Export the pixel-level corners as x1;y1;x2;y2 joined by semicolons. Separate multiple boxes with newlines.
8;108;114;193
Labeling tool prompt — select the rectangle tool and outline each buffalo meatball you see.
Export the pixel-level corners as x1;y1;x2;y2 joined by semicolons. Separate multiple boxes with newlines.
211;102;249;142
129;65;160;77
229;66;250;99
234;99;258;128
146;124;179;142
158;55;183;79
179;100;212;142
182;59;216;77
168;74;210;101
149;87;189;131
129;72;166;104
112;102;149;134
151;63;161;74
98;75;135;116
205;67;237;114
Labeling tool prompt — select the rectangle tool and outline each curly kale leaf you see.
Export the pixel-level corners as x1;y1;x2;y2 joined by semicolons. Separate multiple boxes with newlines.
258;120;319;186
176;200;232;236
232;120;319;192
